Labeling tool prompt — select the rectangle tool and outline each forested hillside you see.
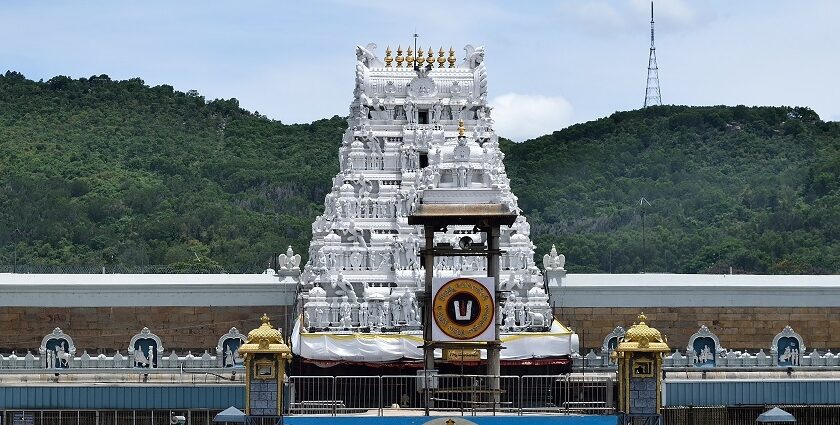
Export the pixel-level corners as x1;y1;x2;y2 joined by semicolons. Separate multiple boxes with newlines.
503;106;839;274
1;72;837;273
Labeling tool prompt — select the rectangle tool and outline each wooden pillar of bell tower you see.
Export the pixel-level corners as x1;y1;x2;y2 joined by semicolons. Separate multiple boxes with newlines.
410;204;515;414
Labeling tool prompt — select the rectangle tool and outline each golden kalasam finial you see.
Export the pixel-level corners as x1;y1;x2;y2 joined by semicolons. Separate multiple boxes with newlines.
437;47;446;68
427;46;435;66
416;47;424;65
458;119;465;137
396;46;404;68
448;47;456;68
384;46;393;67
261;313;271;325
638;312;647;323
406;46;414;68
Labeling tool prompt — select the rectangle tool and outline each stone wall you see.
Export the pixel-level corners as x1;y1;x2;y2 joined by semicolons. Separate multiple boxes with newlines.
0;306;290;353
556;307;840;352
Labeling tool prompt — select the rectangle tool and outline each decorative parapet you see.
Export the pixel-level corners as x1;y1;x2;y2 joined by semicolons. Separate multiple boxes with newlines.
128;327;164;369
216;327;246;368
601;326;626;365
39;327;77;369
771;326;806;367
686;325;724;367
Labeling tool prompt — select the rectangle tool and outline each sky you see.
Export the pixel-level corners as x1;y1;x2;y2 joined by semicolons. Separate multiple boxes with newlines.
1;0;838;141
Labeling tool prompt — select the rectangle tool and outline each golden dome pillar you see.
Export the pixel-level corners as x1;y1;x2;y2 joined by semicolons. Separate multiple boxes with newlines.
613;313;670;418
239;314;292;417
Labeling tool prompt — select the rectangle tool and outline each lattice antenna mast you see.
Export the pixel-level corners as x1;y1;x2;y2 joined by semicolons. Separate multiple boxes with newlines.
644;1;662;107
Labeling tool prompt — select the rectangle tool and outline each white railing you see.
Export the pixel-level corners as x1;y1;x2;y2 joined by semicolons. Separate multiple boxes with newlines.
575;348;840;369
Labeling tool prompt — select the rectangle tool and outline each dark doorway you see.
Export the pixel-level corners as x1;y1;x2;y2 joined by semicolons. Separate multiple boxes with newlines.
418;110;429;124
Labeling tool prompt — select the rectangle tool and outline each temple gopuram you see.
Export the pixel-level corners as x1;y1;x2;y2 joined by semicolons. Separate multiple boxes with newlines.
291;43;578;373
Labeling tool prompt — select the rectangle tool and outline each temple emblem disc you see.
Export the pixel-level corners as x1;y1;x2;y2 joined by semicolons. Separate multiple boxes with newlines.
433;278;493;340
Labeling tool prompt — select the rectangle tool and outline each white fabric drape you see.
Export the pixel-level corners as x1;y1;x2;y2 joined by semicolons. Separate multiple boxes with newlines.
291;319;574;362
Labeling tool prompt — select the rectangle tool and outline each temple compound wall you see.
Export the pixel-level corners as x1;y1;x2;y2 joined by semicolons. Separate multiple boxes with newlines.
2;269;838;358
558;306;840;353
0;306;290;352
0;272;297;352
549;273;840;352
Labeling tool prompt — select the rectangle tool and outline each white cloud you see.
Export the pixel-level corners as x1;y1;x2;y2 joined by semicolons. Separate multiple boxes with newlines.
489;93;574;142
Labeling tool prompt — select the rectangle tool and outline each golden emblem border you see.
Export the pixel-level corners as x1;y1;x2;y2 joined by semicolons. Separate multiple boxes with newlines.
433;278;494;340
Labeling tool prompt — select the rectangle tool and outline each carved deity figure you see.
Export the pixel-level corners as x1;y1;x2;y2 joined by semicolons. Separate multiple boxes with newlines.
502;294;517;330
332;272;358;302
512;215;530;237
371;96;384;120
501;272;523;294
390;299;402;326
400;292;420;325
543;245;566;271
225;346;235;367
135;347;151;367
456;166;469;188
359;303;370;327
315;307;327;327
404;99;416;124
514;297;527;326
344;221;367;249
432;99;443;123
373;302;386;328
53;345;71;368
698;345;714;364
459;95;475;120
339;296;353;328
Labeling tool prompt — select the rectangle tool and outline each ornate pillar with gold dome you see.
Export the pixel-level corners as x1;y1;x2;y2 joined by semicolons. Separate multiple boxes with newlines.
613;313;670;418
238;314;292;417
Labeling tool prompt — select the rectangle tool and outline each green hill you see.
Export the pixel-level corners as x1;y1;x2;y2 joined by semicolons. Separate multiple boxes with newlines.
0;72;837;273
503;106;839;274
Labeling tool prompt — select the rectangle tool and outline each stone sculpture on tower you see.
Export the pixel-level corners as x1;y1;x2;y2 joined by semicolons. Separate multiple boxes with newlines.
293;43;576;364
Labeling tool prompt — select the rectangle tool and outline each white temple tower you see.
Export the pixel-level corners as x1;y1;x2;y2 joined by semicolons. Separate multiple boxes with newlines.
293;43;576;365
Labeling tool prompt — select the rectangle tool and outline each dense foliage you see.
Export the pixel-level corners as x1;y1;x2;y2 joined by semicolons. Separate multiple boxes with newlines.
0;72;837;273
503;106;839;274
0;72;342;271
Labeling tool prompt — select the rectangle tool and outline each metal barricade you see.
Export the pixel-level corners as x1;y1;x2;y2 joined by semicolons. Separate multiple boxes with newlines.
565;374;615;414
520;374;615;415
334;375;381;415
0;375;616;421
520;375;560;413
287;376;338;415
381;375;423;412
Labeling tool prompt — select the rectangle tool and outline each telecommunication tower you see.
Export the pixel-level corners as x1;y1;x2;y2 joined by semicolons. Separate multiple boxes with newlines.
644;1;662;107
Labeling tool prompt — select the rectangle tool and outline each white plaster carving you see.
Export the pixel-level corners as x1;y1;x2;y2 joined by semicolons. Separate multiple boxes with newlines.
39;327;76;369
686;325;724;367
772;325;806;367
543;245;566;271
216;327;246;368
128;327;164;368
277;246;301;271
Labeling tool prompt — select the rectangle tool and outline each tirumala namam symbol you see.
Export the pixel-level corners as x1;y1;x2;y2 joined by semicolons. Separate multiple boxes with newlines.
453;300;473;321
